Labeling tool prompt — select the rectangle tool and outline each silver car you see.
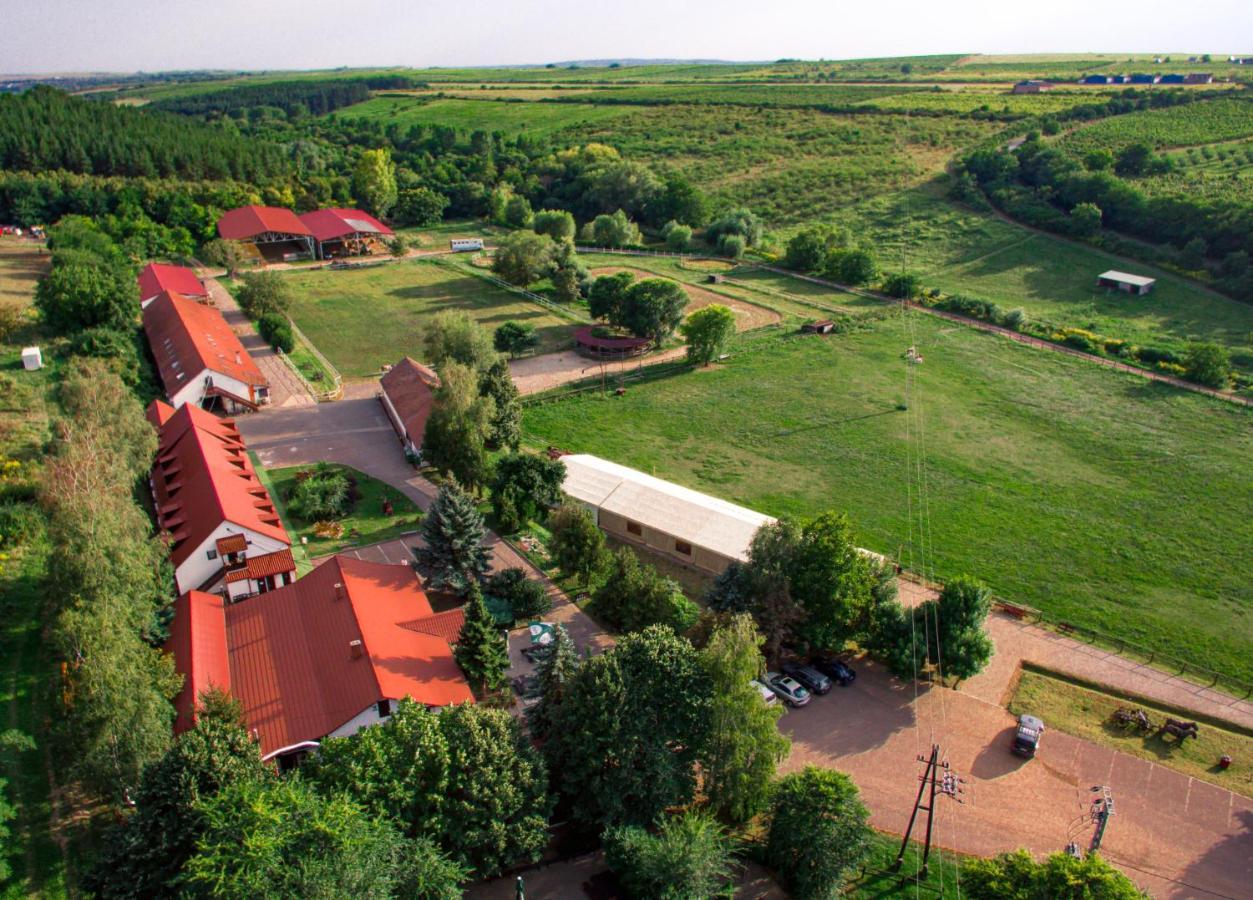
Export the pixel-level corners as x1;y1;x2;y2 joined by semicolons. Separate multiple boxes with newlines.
765;672;811;707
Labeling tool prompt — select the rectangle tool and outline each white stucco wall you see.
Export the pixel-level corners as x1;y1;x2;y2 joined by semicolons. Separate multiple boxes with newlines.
173;523;289;594
168;369;254;411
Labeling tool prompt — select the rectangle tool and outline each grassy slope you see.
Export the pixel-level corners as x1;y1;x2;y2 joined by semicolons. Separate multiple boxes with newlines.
1009;669;1251;797
279;258;575;378
523;317;1253;681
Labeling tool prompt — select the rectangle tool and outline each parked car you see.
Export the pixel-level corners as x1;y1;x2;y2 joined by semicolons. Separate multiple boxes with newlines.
813;656;857;686
751;679;779;707
765;672;811;707
1013;714;1045;757
781;662;832;695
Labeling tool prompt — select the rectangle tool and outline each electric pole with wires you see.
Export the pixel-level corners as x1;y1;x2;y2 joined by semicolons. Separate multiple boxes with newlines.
895;743;964;877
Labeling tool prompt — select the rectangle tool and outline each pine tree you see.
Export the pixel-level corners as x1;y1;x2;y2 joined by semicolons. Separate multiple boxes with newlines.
454;584;510;695
527;624;579;740
417;482;490;596
479;358;521;450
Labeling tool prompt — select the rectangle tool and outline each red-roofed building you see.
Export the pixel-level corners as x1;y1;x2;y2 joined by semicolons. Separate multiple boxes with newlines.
149;401;290;594
379;357;440;456
142;291;269;413
299;208;394;259
165;555;473;761
137;263;208;307
216;205;314;262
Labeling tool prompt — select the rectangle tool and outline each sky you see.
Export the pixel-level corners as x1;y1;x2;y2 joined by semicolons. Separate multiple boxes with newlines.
3;0;1250;74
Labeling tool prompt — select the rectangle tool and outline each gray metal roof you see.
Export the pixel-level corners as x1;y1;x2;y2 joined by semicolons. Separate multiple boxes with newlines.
1098;270;1156;287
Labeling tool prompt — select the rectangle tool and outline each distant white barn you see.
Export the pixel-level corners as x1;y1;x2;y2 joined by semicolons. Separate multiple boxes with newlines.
1097;270;1156;296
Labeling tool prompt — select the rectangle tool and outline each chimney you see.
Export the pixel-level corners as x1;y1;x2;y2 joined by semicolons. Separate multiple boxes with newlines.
333;582;345;602
349;639;363;659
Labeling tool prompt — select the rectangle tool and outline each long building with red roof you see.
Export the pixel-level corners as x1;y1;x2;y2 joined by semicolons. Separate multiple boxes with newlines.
137;263;208;307
379;357;440;456
216;205;314;261
142;290;269;413
148;400;291;594
165;555;472;762
299;208;394;259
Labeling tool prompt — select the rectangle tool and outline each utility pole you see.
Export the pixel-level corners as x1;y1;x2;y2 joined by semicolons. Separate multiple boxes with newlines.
895;744;963;877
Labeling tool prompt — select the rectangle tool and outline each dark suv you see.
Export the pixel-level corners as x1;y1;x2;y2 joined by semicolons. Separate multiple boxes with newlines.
781;662;832;695
813;657;857;686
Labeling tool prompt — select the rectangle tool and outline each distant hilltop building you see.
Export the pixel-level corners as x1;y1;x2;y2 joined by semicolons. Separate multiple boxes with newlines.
1012;80;1054;94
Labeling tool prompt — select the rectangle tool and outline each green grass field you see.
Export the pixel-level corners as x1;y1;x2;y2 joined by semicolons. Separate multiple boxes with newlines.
1057;96;1253;154
523;317;1253;681
278;258;576;378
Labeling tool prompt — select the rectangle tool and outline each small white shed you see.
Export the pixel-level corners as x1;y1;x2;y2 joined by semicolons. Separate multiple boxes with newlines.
21;347;42;370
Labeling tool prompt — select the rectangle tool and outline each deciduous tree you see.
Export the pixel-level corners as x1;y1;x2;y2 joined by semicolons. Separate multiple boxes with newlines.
547;502;606;587
393;187;449;227
353;147;398;216
962;849;1145;899
423;310;499;373
680;303;735;366
766;767;871;900
489;452;565;531
492;230;555;287
493;321;539;358
421;363;494;492
1183;342;1231;388
603;811;738;900
235;270;291;319
588;271;634;324
532;209;576;241
622;277;688;344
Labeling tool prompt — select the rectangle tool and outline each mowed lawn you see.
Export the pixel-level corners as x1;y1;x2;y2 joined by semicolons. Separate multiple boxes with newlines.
922;233;1253;371
281;259;575;377
523;316;1253;681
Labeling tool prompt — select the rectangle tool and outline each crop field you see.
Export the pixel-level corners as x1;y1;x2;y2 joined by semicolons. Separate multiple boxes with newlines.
523;316;1253;681
544;83;923;108
1144;139;1253;203
1056;96;1253;154
852;88;1127;115
565;105;1002;223
277;258;575;378
337;95;636;136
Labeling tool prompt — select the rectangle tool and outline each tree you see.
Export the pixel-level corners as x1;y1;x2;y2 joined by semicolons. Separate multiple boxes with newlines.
740;519;807;662
707;208;762;248
493;321;539;358
416;481;490;596
592;547;699;635
455;584;511;695
1115;142;1154;177
86;692;270;898
422;363;494;492
532;208;576;241
661;220;693;251
651;174;709;227
588;270;635;324
582;161;661;219
489;452;565;531
527;623;578;740
1070;202;1103;238
718;233;746;258
587;209;642;248
700;615;789;823
200;238;250;277
546;627;713;826
549;238;588;304
766;767;871;900
184;778;410;899
235;270;291;319
504;194;534;228
882;272;922;299
1179;236;1208;270
35;255;135;334
603;811;738;900
925;575;994;686
826;248;878;285
1084;148;1115;172
680;303;735;366
547;502;606;587
962;849;1146;899
353;147;398;216
485;568;551;621
1182;342;1231;388
790;512;874;653
785;228;832;271
256;312;294;352
622;278;688;343
423;310;499;373
479;357;521;450
393;187;449;227
492;230;555;287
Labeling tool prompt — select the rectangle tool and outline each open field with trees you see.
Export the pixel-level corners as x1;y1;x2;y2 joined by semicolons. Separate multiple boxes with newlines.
275;259;576;377
523;316;1253;681
1057;96;1253;155
337;96;638;137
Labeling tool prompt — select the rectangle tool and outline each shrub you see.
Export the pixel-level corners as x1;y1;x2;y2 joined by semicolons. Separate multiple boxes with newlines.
257;313;294;353
1103;338;1130;357
485;568;552;622
1001;307;1028;331
236;271;291;319
288;466;352;521
881;272;922;299
717;233;746;259
1135;345;1180;365
1182;342;1231;388
603;811;738;900
661;220;692;251
1055;328;1100;354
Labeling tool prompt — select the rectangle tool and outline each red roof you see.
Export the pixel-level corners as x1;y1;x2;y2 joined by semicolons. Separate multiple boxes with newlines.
167;591;232;734
151;403;288;575
137;263;206;302
223;548;297;583
142;291;267;398
380;357;439;444
299;208;394;243
216;205;313;241
146;398;177;429
166;556;474;756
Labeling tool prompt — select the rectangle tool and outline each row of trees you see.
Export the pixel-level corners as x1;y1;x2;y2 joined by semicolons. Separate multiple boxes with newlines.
587;270;690;343
784;223;880;285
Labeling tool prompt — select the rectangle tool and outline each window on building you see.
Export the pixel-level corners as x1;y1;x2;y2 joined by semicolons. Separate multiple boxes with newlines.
206;549;218;560
626;520;642;536
675;540;692;556
377;699;392;718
